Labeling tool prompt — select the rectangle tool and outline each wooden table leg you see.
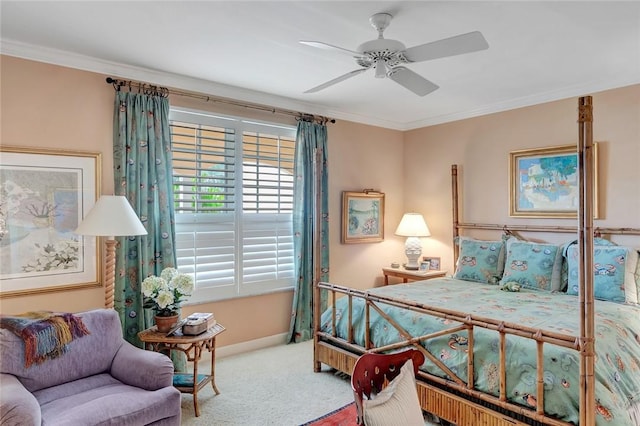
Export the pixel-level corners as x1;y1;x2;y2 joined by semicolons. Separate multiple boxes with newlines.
193;344;201;417
384;274;389;285
211;337;220;394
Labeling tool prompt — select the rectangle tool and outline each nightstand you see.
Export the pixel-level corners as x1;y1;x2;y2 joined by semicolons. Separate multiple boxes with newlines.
382;267;447;285
138;322;226;417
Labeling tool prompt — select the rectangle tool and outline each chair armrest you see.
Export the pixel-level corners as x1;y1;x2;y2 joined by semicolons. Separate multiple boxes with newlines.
110;341;175;390
0;373;41;426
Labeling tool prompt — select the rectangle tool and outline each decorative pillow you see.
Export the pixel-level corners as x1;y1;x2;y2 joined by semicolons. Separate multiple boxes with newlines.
565;245;639;304
500;241;562;291
362;359;424;426
453;238;505;284
560;238;617;292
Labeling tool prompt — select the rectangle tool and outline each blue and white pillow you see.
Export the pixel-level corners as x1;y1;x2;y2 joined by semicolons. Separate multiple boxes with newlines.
454;238;505;284
560;238;617;292
500;241;562;291
565;245;639;304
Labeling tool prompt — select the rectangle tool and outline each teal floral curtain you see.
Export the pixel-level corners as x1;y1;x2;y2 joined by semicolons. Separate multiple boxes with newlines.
112;91;178;349
288;120;329;343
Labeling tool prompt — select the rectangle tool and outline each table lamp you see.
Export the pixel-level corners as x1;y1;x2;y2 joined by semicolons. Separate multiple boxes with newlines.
75;195;147;308
394;213;430;270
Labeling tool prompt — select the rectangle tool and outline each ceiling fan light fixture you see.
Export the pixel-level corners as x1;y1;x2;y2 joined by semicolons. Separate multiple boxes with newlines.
374;59;388;78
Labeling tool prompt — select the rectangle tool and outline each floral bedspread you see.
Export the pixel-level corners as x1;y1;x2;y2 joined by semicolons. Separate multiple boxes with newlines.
320;278;640;425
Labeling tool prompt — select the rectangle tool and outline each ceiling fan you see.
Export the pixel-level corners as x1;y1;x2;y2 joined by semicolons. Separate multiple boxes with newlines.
300;13;489;96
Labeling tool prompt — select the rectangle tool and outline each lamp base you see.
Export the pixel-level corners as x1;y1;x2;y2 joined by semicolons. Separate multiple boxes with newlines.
404;236;422;271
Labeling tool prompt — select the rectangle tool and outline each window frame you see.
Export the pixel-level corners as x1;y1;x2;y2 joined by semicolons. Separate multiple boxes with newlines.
170;107;296;304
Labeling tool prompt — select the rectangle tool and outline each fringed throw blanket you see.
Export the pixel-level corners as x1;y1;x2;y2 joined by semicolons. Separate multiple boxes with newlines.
0;311;90;368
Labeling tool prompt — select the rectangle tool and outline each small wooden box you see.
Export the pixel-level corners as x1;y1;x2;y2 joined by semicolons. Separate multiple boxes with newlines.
182;313;216;336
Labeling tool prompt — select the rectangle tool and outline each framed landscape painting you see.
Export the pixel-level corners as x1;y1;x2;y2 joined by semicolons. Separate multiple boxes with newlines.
0;146;102;297
341;191;385;244
509;144;598;218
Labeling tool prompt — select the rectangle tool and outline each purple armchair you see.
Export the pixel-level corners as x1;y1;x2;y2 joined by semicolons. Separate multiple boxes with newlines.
0;309;181;425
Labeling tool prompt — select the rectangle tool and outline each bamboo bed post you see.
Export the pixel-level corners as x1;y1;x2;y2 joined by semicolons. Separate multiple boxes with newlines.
577;96;596;425
452;165;460;265
536;337;545;415
466;323;474;390
499;326;507;401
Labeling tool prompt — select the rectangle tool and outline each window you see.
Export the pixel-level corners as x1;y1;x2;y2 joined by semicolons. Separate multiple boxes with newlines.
170;108;296;302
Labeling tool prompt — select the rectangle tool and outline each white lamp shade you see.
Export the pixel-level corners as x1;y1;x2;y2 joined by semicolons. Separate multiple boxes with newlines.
75;195;148;237
394;213;430;237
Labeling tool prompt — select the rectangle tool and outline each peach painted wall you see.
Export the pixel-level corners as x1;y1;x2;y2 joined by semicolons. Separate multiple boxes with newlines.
1;56;113;314
404;84;640;274
0;56;406;347
2;55;637;347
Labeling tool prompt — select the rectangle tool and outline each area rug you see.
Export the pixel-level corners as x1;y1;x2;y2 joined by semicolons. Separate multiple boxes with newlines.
300;402;358;426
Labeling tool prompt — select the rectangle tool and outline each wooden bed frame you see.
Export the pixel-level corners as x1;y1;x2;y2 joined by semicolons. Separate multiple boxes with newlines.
312;96;640;425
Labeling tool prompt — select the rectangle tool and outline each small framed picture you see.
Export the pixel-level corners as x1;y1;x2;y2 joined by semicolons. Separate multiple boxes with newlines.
419;261;431;271
341;190;385;244
423;256;441;271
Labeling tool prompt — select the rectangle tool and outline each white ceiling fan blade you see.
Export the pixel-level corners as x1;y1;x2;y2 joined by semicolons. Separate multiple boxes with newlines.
387;67;439;96
304;68;369;94
403;31;489;63
299;40;364;57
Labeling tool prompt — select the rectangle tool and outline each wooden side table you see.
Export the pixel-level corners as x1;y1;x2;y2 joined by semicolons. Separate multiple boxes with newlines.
382;267;446;285
138;322;226;417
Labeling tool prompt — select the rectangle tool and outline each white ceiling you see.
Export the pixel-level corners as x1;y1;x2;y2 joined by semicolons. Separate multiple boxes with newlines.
1;1;639;130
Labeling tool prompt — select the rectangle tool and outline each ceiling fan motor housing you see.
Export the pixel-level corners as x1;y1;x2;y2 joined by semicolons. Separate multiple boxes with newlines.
357;39;407;69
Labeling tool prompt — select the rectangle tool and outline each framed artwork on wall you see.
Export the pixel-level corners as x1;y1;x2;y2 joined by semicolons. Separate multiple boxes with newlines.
0;146;102;297
341;190;385;244
509;144;599;218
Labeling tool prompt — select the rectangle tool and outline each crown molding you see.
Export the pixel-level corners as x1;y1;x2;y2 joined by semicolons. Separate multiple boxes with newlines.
2;39;638;132
403;75;640;130
1;39;401;128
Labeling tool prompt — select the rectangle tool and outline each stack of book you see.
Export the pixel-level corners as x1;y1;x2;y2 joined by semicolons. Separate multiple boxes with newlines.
182;312;216;335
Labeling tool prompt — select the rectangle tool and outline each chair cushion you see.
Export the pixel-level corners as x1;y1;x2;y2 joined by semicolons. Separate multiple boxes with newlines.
34;373;181;426
362;359;424;426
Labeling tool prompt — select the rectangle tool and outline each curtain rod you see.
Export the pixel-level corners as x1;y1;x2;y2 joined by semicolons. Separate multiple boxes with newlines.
105;77;334;125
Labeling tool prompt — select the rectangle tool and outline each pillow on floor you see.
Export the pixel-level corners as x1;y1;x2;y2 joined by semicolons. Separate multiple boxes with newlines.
362;359;423;426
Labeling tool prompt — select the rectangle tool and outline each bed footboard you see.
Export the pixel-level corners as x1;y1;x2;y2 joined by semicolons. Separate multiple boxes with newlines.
313;281;576;426
315;333;535;426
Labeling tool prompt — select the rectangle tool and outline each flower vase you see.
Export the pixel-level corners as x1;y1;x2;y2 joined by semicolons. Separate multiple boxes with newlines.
155;314;179;333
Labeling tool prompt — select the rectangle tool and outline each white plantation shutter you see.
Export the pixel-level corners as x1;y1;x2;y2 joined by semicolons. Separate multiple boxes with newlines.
170;109;295;302
241;213;294;293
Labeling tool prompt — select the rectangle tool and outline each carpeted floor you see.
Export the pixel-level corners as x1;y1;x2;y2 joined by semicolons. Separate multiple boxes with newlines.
180;340;354;425
180;340;443;425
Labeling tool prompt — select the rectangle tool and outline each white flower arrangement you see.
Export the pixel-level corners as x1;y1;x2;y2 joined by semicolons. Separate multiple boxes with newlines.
142;267;194;317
